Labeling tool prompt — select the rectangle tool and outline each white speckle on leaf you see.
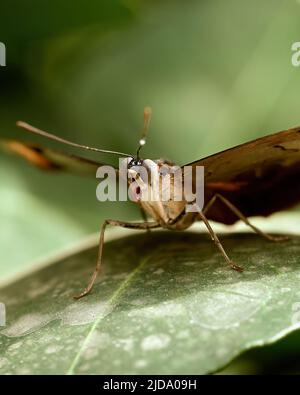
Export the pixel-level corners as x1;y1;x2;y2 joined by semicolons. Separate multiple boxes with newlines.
141;334;171;351
176;330;190;339
45;345;64;354
82;331;111;360
7;341;23;352
117;338;134;352
0;357;8;369
279;267;290;273
280;287;291;293
135;359;148;368
153;268;164;275
183;261;197;267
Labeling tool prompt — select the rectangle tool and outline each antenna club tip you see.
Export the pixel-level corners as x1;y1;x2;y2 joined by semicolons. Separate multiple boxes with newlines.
139;138;146;146
16;121;30;129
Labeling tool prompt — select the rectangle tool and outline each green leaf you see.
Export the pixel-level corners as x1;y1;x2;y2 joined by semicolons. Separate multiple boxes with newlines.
1;223;300;374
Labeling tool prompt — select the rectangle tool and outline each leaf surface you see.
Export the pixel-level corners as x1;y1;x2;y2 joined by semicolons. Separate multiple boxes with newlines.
1;226;300;374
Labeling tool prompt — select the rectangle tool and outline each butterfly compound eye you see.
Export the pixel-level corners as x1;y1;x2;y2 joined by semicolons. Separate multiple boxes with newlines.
128;158;143;168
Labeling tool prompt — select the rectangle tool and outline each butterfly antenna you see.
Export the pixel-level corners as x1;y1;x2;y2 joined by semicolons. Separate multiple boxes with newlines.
136;106;152;160
16;121;132;158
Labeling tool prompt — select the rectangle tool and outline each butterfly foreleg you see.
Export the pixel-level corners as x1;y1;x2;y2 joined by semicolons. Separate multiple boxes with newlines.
197;210;244;272
73;219;160;300
203;193;289;242
139;206;152;234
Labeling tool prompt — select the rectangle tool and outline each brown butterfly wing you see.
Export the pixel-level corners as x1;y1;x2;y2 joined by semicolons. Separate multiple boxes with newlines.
184;126;300;224
0;140;110;175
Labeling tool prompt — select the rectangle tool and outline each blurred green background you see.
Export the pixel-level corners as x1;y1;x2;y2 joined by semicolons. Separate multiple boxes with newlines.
1;0;300;373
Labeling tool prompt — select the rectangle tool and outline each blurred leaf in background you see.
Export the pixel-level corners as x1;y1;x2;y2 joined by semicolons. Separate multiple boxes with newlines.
0;0;140;278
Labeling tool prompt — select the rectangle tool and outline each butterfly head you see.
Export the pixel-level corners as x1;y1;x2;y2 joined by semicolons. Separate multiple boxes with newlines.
120;156;177;203
120;157;160;202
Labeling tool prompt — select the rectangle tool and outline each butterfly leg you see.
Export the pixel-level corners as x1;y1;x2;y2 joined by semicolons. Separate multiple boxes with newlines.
203;194;289;242
198;210;244;272
73;219;160;300
140;206;151;234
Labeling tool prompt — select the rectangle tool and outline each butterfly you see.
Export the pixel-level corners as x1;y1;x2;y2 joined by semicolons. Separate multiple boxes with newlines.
1;108;300;299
